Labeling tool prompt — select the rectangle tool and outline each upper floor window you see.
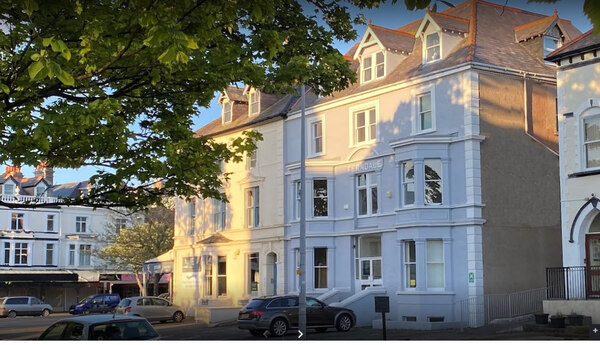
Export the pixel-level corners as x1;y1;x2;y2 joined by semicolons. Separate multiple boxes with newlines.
3;183;14;195
45;243;55;265
356;172;378;216
544;35;561;58
11;213;24;230
584;115;600;169
14;242;28;265
362;51;385;83
246;187;260;228
212;199;226;231
46;214;56;232
425;159;443;205
294;181;302;220
246;150;257;170
68;244;76;265
310;119;324;156
250;91;260;115
418;92;433;131
425;32;440;62
75;216;88;233
402;161;415;206
313;179;328;217
353;108;377;145
79;244;91;266
222;100;232;123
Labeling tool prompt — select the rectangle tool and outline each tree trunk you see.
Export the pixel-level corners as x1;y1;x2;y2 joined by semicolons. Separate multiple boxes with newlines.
133;271;146;296
153;273;163;296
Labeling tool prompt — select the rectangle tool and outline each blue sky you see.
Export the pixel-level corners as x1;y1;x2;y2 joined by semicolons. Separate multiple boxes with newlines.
17;0;593;185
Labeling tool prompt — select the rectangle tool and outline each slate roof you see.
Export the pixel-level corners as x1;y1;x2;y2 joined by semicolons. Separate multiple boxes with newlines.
311;0;583;108
50;181;89;199
196;87;303;137
546;30;600;61
369;24;415;54
0;167;89;199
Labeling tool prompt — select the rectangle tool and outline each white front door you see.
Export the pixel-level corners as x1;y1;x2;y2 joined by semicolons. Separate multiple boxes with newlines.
355;235;382;290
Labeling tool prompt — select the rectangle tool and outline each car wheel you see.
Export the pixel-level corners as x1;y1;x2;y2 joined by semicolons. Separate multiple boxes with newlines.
316;327;327;332
270;318;288;337
173;311;184;323
249;330;263;337
335;314;352;332
7;311;16;318
41;309;51;317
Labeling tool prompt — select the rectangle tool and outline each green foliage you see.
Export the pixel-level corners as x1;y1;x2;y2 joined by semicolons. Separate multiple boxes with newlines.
0;0;387;210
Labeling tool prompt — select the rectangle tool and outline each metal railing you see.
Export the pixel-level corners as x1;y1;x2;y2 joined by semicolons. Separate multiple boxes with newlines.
546;266;600;300
456;287;546;327
0;195;58;203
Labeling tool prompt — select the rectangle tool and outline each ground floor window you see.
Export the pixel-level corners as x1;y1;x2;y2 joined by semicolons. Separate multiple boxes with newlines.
217;256;227;296
203;255;213;297
403;239;445;290
314;248;328;289
248;253;259;294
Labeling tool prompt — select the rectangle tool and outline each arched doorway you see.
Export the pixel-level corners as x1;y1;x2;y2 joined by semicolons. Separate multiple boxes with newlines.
266;253;277;296
586;213;600;297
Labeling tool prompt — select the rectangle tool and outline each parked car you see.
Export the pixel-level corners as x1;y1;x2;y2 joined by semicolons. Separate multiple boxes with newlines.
39;314;159;340
0;296;53;318
237;295;356;337
68;293;120;315
115;296;185;323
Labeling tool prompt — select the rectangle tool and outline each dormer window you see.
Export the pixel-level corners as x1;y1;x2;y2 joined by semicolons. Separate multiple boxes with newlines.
425;32;440;62
35;185;46;196
249;90;260;116
544;35;561;58
362;51;385;83
222;100;232;123
3;183;14;195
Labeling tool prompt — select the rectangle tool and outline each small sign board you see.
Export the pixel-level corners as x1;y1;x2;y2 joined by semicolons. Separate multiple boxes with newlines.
374;296;389;313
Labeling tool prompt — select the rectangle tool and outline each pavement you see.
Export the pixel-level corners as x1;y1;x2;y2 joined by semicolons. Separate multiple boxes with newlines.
211;314;593;340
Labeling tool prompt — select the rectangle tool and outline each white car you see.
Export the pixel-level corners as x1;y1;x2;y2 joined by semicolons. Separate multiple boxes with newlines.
38;314;159;340
115;296;185;323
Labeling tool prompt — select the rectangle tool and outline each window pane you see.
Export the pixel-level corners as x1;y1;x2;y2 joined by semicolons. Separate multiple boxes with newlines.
360;236;381;257
586;142;600;168
425;159;442;204
358;189;367;215
371;186;378;214
373;259;382;279
427;33;439;46
427;240;444;288
361;261;370;279
427;240;443;262
585;117;600;141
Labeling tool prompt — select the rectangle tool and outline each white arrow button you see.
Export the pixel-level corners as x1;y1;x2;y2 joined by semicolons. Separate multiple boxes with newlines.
298;330;304;339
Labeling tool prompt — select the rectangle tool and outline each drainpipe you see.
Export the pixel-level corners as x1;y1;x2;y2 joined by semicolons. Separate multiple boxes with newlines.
522;72;559;156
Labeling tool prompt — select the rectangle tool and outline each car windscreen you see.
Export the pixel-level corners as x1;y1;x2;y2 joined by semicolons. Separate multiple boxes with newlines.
90;320;158;340
78;296;93;304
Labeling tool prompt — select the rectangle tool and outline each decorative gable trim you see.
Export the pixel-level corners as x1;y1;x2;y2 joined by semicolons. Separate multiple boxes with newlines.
352;25;385;60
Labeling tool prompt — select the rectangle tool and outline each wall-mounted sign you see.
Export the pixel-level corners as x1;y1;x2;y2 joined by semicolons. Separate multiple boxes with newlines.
347;159;384;173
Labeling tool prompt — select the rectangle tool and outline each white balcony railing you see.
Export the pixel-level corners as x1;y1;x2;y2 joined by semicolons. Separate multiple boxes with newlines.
0;195;58;204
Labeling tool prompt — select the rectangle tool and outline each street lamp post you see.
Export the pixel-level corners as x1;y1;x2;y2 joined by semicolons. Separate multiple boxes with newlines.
298;84;307;339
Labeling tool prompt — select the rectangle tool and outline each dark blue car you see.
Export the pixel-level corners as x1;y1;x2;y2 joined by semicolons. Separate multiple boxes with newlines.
69;294;121;315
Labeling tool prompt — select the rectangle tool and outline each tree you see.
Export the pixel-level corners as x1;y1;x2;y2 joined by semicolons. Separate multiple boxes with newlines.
99;204;174;296
0;0;392;211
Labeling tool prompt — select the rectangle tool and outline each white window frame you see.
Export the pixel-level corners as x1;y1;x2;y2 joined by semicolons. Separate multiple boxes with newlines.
308;116;325;157
10;212;25;230
188;199;196;235
203;255;213;297
424;159;443;205
45;242;56;266
222;99;232;124
361;51;385;83
212;198;226;231
1;241;33;266
78;243;92;266
249;90;260;116
543;35;561;58
314;247;328;289
426;239;445;289
75;216;88;233
46;213;58;232
412;85;436;135
217;255;227;296
246;149;257;170
245;186;260;228
2;181;15;196
402;160;415;206
68;244;76;266
312;178;328;218
404;240;417;288
294;180;302;220
424;31;441;63
356;172;379;217
582;112;600;170
349;101;379;147
13;242;29;265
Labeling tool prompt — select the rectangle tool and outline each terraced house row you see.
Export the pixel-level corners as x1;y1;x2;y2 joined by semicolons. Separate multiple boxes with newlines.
171;0;583;329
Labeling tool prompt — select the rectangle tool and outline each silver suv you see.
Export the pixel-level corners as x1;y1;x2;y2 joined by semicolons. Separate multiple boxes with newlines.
0;296;53;318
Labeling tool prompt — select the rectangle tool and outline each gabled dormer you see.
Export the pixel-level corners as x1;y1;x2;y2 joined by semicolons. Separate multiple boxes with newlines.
353;23;414;84
415;11;469;64
515;10;571;63
218;86;246;124
243;86;261;117
2;176;17;196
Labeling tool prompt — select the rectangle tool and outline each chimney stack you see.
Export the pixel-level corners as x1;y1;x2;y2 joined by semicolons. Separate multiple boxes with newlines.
35;163;54;185
5;166;23;179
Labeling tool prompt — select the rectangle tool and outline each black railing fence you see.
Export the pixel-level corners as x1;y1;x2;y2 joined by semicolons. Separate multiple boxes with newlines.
546;266;600;300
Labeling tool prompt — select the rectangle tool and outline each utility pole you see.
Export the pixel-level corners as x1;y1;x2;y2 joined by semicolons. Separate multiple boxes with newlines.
298;84;307;339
